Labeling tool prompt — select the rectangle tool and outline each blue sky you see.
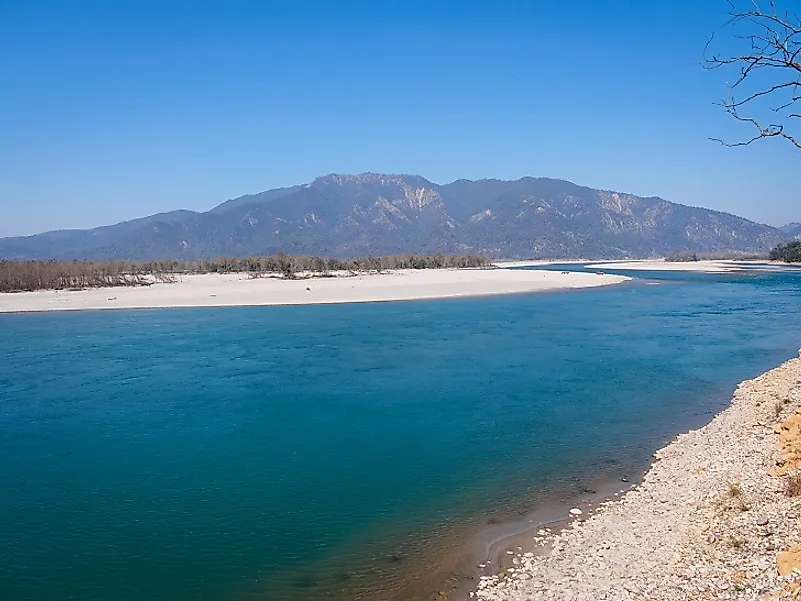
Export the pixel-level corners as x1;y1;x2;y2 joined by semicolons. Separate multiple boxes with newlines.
0;0;798;237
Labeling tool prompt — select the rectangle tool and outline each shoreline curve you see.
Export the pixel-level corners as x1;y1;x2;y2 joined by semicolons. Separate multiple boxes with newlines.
0;268;629;314
473;351;801;600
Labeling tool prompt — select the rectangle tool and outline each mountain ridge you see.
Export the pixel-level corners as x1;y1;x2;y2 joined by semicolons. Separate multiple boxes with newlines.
780;223;801;239
0;173;791;260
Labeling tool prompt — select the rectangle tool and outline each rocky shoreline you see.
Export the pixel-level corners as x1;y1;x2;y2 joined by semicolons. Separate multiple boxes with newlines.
474;351;801;601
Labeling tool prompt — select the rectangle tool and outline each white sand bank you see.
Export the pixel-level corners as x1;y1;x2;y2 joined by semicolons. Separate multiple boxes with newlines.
591;259;746;272
0;268;629;313
496;259;776;273
494;260;594;269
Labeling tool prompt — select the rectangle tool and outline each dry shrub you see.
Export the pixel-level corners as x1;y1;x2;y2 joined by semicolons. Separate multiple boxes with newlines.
786;472;801;497
719;482;750;513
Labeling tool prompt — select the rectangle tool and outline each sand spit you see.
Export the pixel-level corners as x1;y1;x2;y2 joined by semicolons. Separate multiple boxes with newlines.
494;260;595;269
497;259;792;273
474;352;801;601
591;260;751;272
0;268;628;314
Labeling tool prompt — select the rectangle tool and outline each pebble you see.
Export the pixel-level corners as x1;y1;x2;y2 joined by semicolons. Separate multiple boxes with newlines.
475;352;801;601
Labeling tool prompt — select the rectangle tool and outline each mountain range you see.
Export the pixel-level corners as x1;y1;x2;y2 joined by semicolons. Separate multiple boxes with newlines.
0;173;792;260
780;223;801;239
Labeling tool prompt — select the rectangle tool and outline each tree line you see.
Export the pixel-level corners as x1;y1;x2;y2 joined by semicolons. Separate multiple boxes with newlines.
666;243;801;263
0;253;492;293
138;252;491;277
769;242;801;263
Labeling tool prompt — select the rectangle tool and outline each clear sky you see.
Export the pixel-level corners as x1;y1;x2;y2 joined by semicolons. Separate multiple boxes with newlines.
1;0;798;237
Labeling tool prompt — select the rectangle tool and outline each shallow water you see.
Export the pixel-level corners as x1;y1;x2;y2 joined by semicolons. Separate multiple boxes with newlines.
1;269;800;600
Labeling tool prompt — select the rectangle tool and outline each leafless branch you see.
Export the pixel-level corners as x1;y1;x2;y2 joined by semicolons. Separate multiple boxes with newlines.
711;105;801;148
705;0;801;149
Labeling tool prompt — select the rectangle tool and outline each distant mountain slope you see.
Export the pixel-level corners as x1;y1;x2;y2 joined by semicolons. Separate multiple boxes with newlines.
0;210;200;260
780;223;801;238
0;174;789;260
206;185;304;215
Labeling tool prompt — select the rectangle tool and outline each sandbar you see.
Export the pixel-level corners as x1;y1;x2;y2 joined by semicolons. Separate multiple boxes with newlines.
591;259;752;272
0;268;629;314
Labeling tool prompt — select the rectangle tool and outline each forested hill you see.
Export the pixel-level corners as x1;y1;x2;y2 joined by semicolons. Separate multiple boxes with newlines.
0;173;789;260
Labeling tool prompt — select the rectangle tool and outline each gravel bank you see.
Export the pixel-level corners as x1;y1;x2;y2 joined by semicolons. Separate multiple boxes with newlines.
474;351;801;601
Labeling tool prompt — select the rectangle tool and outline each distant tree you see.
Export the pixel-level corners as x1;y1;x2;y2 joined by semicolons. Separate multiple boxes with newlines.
276;252;295;279
769;240;801;261
705;1;801;149
666;250;699;262
311;256;329;276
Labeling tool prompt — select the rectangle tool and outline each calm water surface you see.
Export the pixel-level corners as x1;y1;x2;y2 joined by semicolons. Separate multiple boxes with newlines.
1;268;800;600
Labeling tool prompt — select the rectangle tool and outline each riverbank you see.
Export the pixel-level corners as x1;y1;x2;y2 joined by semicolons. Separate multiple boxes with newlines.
473;351;801;601
497;259;792;273
0;268;628;313
590;259;753;272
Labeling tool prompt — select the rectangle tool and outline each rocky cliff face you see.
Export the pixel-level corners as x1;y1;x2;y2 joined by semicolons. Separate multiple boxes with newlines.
0;173;788;260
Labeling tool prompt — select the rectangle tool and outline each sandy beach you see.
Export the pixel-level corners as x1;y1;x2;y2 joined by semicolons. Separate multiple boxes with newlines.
498;259;791;273
474;351;801;601
493;260;595;269
590;259;755;272
0;268;628;313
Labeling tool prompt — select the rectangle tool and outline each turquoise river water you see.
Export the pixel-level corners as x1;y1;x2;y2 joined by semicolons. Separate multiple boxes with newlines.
1;266;800;600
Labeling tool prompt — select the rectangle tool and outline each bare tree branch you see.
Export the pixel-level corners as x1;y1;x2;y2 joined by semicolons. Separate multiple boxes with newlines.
711;107;801;149
705;1;801;149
